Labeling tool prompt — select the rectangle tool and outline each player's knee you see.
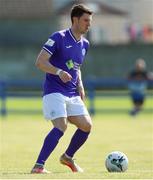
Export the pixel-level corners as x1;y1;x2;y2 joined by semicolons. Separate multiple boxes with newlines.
57;124;67;132
87;121;92;131
52;118;68;132
83;121;92;132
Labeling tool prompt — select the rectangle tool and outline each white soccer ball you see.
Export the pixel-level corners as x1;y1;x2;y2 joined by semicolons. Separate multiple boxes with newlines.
105;151;128;172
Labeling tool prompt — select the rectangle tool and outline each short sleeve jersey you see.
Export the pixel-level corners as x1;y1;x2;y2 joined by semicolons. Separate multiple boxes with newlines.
42;29;89;97
129;70;148;80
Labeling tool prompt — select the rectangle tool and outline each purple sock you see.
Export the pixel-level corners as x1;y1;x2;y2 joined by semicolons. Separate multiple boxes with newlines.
36;127;63;165
65;128;90;158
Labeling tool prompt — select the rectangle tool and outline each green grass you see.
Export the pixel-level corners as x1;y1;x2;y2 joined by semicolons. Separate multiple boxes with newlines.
3;95;153;113
0;97;153;179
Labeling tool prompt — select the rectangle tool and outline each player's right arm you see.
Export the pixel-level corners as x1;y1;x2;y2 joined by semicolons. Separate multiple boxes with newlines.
35;48;72;83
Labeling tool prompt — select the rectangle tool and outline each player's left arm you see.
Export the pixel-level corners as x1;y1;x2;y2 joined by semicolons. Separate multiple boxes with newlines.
77;69;85;101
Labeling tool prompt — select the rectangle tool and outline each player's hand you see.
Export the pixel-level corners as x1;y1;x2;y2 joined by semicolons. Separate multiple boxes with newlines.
59;70;72;83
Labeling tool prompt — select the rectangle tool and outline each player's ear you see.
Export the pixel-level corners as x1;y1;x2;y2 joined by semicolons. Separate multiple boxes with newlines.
73;17;79;24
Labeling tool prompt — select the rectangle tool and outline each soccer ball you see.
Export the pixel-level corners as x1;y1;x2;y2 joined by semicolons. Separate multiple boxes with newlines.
105;151;128;172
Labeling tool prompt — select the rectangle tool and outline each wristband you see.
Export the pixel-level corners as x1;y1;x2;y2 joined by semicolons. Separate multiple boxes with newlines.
56;69;62;76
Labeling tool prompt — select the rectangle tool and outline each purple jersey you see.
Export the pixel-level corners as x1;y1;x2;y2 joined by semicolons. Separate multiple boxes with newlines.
42;28;89;97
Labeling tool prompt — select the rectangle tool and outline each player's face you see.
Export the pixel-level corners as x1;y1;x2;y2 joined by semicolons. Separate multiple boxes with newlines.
76;13;92;34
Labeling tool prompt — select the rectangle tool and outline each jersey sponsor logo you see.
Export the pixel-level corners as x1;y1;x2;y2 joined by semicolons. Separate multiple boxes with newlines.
82;48;86;56
45;38;55;47
66;59;74;70
66;59;80;70
73;62;81;70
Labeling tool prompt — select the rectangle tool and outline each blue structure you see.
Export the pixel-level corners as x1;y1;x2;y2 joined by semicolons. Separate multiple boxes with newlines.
0;78;153;116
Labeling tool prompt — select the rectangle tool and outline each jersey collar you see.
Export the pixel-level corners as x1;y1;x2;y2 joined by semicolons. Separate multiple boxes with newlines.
69;28;82;43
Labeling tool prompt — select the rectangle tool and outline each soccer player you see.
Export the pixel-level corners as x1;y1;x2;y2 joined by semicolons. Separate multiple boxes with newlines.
31;4;93;173
128;58;153;116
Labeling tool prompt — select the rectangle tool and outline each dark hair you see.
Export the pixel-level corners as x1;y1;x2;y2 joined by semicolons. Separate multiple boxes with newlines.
71;4;93;23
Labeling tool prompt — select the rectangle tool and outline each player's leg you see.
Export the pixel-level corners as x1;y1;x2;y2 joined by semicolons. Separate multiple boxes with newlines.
66;115;92;156
60;96;92;172
135;99;144;111
130;92;144;116
31;118;66;174
31;93;67;174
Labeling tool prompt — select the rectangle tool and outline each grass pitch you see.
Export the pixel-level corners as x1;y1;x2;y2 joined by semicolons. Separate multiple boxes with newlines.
0;97;153;179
